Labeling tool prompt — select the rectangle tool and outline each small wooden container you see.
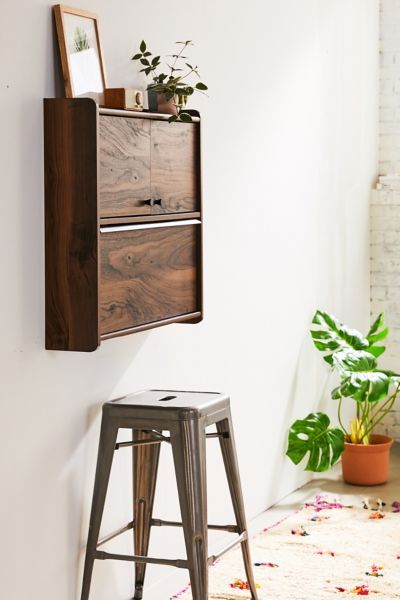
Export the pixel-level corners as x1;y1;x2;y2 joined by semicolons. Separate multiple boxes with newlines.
103;88;144;111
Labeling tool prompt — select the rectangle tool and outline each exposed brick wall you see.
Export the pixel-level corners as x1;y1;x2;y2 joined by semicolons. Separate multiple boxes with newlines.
371;1;400;439
370;190;400;438
371;192;400;350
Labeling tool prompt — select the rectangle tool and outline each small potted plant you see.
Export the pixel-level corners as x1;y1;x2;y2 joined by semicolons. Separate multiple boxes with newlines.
132;40;208;121
286;310;398;485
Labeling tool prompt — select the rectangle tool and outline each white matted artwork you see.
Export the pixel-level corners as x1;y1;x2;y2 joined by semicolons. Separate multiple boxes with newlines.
53;5;107;103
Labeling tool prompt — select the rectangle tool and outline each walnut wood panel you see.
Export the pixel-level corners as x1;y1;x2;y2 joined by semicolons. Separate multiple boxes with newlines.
99;225;199;334
44;98;99;351
44;98;203;350
100;311;202;339
99;116;151;217
100;212;201;226
150;121;199;214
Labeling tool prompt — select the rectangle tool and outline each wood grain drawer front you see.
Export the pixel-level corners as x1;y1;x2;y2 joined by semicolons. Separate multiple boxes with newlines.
99;116;151;217
150;121;199;214
99;222;200;334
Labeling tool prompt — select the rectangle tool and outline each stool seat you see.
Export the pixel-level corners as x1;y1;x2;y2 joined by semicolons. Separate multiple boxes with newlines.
107;389;230;421
81;389;259;600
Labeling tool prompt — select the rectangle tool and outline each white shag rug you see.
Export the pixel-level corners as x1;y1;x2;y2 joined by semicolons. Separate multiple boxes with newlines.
171;495;400;599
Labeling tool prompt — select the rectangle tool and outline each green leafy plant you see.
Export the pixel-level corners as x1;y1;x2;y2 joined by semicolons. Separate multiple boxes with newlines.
286;310;400;472
132;40;208;122
74;27;90;52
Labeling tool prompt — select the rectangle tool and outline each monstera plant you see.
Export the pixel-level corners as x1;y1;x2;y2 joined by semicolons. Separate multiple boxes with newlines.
286;311;399;480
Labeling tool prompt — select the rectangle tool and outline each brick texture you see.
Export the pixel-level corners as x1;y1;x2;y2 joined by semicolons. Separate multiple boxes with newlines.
371;1;400;439
370;191;400;439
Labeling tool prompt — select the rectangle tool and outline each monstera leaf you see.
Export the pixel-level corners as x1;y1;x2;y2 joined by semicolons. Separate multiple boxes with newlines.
366;313;388;358
310;311;387;364
287;412;345;472
310;311;369;364
331;351;390;403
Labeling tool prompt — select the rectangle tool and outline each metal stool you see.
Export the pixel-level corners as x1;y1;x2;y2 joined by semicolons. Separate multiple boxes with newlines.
81;390;259;600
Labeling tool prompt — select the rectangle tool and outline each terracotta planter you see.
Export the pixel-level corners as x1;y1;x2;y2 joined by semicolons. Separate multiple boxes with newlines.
341;434;393;486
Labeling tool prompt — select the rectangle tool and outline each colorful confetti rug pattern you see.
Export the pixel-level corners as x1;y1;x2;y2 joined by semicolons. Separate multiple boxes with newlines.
171;495;400;599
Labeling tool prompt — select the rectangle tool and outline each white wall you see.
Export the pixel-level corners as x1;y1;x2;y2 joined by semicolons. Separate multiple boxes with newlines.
379;0;400;174
0;1;378;598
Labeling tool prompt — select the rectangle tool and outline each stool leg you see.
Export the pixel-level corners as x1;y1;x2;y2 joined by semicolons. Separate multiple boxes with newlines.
81;417;118;600
132;430;161;600
171;419;208;600
216;414;259;600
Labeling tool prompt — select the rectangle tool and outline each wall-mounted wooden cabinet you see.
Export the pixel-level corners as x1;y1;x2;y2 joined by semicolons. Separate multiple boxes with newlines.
99;116;199;217
44;98;203;351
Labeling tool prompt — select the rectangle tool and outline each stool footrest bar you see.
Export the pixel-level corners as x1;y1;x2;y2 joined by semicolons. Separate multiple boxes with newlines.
94;550;188;569
96;521;134;548
115;432;229;450
116;430;171;449
115;439;166;449
206;432;229;439
207;531;248;566
151;518;239;533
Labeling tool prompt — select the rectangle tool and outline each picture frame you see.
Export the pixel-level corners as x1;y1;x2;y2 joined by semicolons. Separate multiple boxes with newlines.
53;4;107;103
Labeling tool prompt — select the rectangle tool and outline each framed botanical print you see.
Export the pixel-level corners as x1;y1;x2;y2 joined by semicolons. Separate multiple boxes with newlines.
53;5;107;103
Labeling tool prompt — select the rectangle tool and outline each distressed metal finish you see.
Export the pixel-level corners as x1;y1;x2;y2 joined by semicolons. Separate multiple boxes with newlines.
94;550;188;569
171;418;209;600
208;530;248;565
80;390;259;600
97;521;134;547
133;429;161;600
115;431;228;450
81;412;118;600
150;518;239;533
217;413;259;599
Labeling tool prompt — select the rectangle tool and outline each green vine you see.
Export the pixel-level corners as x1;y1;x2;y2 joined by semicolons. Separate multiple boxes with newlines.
132;40;208;122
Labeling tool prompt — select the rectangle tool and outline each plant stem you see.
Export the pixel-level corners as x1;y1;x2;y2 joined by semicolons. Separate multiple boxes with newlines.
363;399;395;438
363;384;400;438
171;41;189;74
371;384;399;423
338;397;349;437
359;398;370;434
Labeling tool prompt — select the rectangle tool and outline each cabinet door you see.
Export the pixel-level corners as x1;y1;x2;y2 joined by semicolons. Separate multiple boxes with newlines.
150;121;199;214
99;116;151;217
99;222;200;334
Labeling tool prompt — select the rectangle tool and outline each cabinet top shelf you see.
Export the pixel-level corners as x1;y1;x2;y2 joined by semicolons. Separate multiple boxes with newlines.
99;106;200;122
44;99;200;123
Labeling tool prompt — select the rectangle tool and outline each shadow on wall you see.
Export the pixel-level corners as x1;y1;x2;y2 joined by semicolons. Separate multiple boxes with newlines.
9;11;179;598
265;331;334;506
17;10;65;350
31;341;148;599
16;45;150;584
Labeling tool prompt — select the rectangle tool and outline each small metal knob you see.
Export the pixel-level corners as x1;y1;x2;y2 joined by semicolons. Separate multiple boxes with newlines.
144;198;163;207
